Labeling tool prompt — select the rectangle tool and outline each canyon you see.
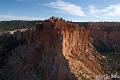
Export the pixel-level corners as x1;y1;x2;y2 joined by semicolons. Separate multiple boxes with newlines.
0;17;120;80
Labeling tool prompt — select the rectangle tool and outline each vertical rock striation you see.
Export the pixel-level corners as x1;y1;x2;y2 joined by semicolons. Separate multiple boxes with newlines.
88;22;120;53
0;18;105;80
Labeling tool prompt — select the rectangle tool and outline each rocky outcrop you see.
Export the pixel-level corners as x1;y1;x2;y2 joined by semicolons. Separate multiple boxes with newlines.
85;22;120;75
0;18;105;80
88;22;120;53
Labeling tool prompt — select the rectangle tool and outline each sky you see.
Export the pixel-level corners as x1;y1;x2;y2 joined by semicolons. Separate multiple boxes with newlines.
0;0;120;21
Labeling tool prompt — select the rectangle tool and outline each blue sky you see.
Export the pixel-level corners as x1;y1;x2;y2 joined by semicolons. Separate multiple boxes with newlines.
0;0;120;21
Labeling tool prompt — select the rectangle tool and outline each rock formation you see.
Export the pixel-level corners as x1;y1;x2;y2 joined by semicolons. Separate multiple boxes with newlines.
0;18;120;80
87;22;120;75
88;22;120;53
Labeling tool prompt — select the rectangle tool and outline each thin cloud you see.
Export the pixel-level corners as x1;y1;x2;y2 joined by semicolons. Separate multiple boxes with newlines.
89;4;120;16
0;15;43;21
89;5;97;14
46;0;85;17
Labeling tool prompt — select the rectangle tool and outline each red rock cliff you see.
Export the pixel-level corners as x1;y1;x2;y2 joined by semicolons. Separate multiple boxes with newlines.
88;22;120;52
1;19;104;80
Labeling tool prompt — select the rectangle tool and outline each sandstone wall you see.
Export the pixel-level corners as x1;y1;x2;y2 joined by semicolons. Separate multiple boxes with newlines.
88;23;120;53
0;20;105;80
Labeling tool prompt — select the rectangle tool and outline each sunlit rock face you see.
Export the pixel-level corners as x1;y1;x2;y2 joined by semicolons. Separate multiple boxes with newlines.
59;22;104;80
0;18;104;80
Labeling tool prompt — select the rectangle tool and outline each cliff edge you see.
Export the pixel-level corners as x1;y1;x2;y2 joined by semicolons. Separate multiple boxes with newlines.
0;18;112;80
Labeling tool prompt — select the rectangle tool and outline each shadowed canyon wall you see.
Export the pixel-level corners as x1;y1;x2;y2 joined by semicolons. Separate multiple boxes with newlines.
87;22;120;75
88;22;120;53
